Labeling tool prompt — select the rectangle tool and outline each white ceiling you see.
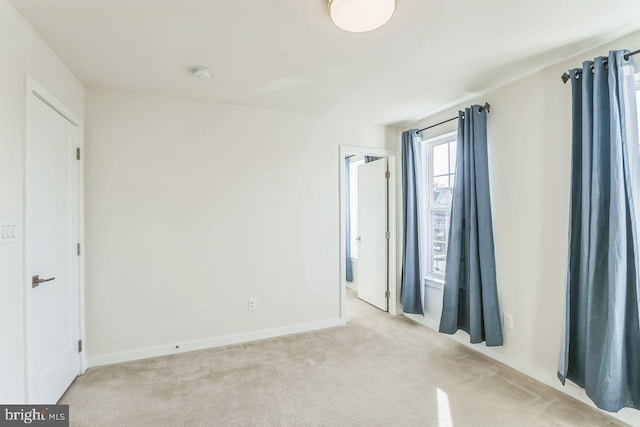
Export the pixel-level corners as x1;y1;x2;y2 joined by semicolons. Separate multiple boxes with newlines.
10;0;640;125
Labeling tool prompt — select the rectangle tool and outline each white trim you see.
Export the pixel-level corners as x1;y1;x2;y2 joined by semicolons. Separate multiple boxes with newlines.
26;77;81;125
425;279;444;290
87;318;342;368
339;146;399;321
23;76;86;398
404;314;638;426
420;130;457;145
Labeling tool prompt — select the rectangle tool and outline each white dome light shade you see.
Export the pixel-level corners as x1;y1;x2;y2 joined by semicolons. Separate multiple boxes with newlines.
329;0;396;33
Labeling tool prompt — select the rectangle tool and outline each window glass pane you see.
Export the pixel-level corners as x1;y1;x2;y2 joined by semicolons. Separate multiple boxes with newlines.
449;140;457;171
433;175;452;207
431;210;450;275
432;143;449;176
421;134;457;281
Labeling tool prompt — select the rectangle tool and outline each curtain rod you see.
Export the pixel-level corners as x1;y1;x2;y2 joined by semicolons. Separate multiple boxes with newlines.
416;102;491;134
561;49;640;84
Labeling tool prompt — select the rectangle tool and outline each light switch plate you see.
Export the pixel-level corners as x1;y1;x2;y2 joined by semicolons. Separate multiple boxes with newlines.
0;222;19;245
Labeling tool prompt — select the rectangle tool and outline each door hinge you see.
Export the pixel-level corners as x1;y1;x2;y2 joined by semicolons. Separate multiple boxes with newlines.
385;170;390;179
385;290;390;299
78;340;83;353
385;231;390;239
76;147;81;160
77;243;81;256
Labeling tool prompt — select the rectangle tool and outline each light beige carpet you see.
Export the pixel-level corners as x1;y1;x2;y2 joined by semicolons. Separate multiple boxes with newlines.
61;291;625;426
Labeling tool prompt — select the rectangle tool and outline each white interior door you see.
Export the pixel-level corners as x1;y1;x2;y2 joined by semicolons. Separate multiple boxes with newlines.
26;91;81;403
357;158;388;311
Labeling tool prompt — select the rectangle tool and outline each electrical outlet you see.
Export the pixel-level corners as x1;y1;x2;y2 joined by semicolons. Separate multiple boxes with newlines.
248;297;258;311
503;312;514;330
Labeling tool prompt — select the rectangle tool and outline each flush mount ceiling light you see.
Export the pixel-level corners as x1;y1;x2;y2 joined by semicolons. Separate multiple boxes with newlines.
191;66;211;80
328;0;396;33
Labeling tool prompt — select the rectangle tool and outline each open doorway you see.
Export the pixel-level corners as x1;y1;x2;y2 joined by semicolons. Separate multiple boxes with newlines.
339;146;398;324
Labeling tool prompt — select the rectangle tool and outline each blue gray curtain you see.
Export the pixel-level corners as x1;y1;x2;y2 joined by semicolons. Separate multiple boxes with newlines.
401;130;424;314
558;50;640;412
345;157;353;282
439;106;503;346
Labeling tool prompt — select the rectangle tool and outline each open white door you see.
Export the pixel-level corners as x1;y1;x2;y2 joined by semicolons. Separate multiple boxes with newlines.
26;90;81;403
356;158;388;311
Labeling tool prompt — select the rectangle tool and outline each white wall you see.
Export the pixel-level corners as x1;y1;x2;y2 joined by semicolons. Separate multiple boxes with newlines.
84;89;392;364
404;29;640;424
0;0;85;403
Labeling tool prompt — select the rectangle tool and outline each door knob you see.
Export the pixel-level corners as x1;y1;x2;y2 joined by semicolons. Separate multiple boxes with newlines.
32;275;55;288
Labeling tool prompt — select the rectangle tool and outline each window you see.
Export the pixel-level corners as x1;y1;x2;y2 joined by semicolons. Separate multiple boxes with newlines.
421;132;457;284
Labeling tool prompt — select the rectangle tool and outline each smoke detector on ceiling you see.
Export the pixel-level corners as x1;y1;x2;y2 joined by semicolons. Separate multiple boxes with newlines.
191;66;211;80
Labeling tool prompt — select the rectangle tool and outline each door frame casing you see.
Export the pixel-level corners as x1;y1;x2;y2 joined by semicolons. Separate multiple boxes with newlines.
339;146;399;323
23;76;86;402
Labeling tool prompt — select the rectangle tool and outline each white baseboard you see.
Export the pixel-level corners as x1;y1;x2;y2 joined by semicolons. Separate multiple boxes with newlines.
404;314;639;426
87;318;342;368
